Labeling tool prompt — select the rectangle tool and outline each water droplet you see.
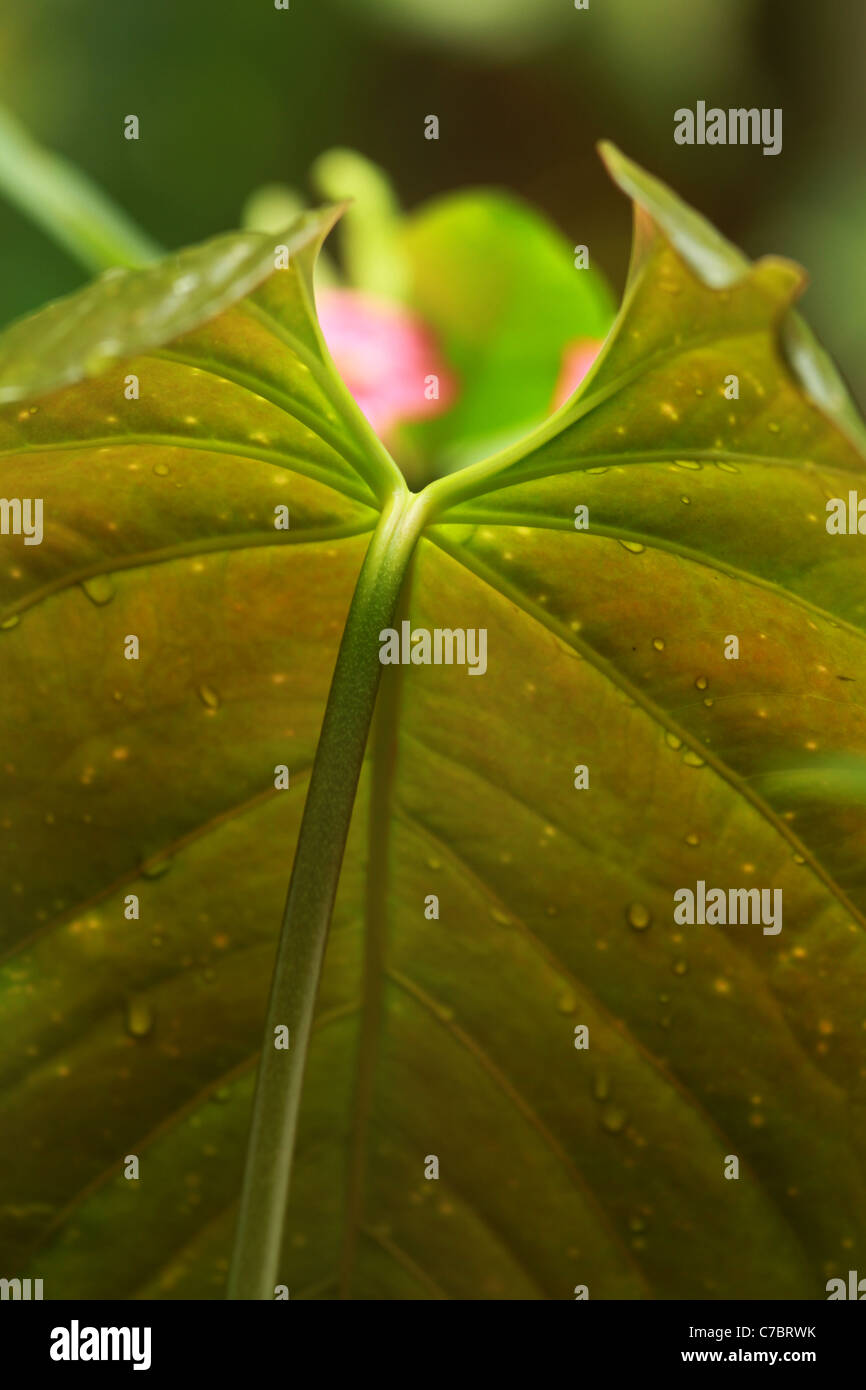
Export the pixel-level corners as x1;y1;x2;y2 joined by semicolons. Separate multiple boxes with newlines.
618;540;645;554
716;461;740;473
81;576;116;605
695;675;708;690
680;495;691;504
586;466;609;475
592;1072;610;1102
674;459;702;471
627;903;651;931
125;998;153;1038
684;832;700;847
793;853;806;865
665;732;682;750
652;638;665;652
672;959;689;976
152;462;170;477
703;696;714;707
198;684;220;710
141;855;173;880
600;1105;628;1134
556;990;578;1014
694;387;704;397
767;421;781;433
683;750;706;767
0;614;20;631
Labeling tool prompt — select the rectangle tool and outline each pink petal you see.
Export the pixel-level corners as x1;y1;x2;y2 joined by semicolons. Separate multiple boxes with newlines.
316;288;457;436
551;338;603;412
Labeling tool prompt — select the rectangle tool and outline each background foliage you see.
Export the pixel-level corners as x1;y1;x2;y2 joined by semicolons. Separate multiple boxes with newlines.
0;0;863;405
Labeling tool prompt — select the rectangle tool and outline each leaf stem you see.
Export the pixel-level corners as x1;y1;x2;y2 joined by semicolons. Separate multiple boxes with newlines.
337;564;413;1297
227;483;428;1300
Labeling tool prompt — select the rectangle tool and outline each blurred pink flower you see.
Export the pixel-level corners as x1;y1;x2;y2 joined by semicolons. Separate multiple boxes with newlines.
551;337;603;411
316;288;457;436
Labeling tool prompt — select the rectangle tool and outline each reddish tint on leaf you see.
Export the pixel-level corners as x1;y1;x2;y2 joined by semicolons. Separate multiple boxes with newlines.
316;287;457;435
551;337;603;410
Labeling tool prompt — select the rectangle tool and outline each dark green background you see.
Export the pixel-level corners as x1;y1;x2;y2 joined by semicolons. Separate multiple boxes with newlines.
0;0;863;403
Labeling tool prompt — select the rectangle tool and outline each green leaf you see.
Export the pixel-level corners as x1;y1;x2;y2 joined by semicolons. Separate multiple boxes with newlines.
311;149;408;302
0;105;162;276
2;146;865;1303
400;188;616;471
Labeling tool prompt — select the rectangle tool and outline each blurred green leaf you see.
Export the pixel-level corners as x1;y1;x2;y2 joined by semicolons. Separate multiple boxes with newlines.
0;105;161;275
311;149;408;301
400;189;616;471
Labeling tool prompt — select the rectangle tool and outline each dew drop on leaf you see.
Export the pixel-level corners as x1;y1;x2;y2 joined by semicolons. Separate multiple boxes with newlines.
652;638;665;651
592;1072;611;1102
125;998;153;1038
665;732;683;750
80;576;116;605
198;684;221;711
627;903;651;931
618;540;645;554
672;959;689;976
0;614;20;631
153;462;171;477
695;675;708;690
600;1105;628;1134
683;750;706;767
141;855;173;880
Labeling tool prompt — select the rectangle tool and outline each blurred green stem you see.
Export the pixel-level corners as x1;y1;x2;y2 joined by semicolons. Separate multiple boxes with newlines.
0;106;161;273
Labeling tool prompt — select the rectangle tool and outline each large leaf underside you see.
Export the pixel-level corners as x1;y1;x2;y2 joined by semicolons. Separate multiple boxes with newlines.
1;150;865;1299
